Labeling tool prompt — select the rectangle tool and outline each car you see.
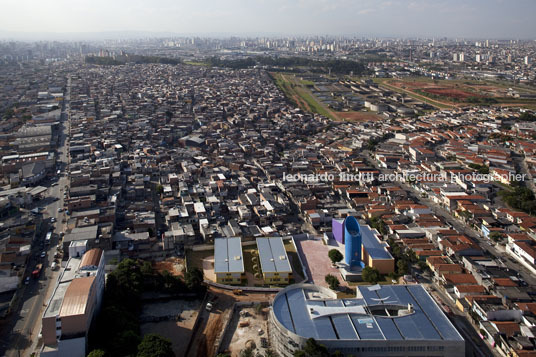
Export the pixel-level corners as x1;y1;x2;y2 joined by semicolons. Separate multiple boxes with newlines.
51;217;56;223
57;207;63;212
24;277;30;285
51;183;58;187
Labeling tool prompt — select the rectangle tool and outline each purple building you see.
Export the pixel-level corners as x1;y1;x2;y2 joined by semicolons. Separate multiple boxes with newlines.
332;219;345;244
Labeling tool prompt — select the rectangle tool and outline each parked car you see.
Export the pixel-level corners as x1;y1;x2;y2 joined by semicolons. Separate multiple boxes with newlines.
40;251;46;258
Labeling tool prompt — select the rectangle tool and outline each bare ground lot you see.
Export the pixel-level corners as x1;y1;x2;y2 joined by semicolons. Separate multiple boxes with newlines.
153;257;185;277
219;306;270;357
336;111;383;122
188;287;274;357
140;299;201;357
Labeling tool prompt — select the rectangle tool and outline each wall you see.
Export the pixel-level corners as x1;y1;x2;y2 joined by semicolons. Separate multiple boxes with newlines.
332;219;345;244
42;315;57;346
370;258;395;275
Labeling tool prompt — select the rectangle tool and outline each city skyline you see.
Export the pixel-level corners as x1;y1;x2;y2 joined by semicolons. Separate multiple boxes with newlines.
1;0;535;40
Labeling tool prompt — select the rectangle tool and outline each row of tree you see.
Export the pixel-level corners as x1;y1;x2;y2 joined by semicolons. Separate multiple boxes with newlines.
206;56;370;75
499;186;536;215
85;55;182;66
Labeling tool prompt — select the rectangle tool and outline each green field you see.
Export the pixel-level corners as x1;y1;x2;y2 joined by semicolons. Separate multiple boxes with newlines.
271;72;338;120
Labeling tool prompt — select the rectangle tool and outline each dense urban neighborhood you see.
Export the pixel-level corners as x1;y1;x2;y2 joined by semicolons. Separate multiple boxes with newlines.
1;36;536;357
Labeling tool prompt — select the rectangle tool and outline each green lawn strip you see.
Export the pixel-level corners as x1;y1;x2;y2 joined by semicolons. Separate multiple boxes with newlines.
272;73;338;120
295;86;337;119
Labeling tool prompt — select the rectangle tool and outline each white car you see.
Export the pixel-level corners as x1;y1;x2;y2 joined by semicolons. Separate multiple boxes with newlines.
51;217;56;223
57;208;63;212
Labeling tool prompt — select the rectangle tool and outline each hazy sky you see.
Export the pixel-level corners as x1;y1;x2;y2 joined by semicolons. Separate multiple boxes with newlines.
1;0;535;39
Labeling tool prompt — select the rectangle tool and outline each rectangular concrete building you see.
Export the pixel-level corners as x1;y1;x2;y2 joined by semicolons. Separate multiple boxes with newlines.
214;237;244;285
256;237;292;284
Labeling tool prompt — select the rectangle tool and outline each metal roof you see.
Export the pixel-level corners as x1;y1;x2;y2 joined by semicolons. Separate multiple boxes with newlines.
361;224;393;260
80;248;102;269
272;284;463;342
60;276;95;317
214;237;244;273
256;237;292;274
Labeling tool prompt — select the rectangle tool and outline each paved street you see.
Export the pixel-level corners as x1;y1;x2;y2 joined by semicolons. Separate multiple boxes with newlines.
1;77;71;357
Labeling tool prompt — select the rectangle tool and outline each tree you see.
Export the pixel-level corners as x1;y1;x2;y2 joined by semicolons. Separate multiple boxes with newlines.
397;260;408;275
324;274;340;290
137;334;174;357
418;261;430;273
369;216;387;235
328;249;343;264
185;267;204;292
362;266;381;284
240;348;254;357
117;330;141;356
406;249;418;264
520;112;536;122
87;350;106;357
293;338;329;357
489;232;503;242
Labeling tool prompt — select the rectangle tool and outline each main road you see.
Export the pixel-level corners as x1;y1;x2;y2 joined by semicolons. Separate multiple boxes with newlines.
1;76;71;357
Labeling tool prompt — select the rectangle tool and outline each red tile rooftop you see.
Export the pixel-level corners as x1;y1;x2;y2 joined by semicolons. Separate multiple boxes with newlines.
442;273;477;285
455;285;486;293
493;278;518;287
491;321;520;337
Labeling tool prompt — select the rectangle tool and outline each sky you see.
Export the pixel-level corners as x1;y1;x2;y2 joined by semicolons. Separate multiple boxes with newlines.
0;0;535;40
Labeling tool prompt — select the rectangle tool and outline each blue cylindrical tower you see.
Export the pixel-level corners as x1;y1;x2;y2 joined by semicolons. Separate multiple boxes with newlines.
344;216;362;267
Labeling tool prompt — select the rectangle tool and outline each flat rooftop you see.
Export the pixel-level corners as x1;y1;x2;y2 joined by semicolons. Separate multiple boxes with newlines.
214;237;244;273
256;237;292;274
272;284;463;342
361;224;393;260
44;281;70;318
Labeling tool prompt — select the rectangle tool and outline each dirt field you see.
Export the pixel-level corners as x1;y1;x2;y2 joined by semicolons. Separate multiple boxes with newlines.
336;111;383;122
423;87;478;100
187;287;274;357
219;306;270;357
202;255;216;282
386;78;511;105
295;239;348;288
153;257;185;277
140;299;201;357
